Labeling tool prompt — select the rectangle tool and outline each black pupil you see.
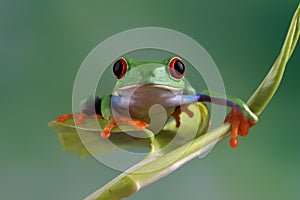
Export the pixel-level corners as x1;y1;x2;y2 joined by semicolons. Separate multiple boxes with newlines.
174;60;185;75
113;60;124;77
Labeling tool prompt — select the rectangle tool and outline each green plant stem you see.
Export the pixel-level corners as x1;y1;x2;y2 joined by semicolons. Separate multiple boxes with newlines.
85;4;300;200
247;4;300;114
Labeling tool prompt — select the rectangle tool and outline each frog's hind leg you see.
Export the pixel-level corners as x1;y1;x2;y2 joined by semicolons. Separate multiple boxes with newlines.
180;93;257;148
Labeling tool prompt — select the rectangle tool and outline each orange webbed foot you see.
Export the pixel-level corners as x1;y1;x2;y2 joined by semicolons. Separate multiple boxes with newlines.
100;115;148;139
225;107;256;148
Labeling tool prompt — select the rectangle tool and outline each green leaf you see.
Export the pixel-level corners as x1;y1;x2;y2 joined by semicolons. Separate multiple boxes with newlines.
247;3;300;114
82;4;300;200
48;120;150;156
49;119;178;156
49;102;209;156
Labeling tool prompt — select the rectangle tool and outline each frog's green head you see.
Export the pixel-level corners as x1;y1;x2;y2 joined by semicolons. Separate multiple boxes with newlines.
112;56;186;91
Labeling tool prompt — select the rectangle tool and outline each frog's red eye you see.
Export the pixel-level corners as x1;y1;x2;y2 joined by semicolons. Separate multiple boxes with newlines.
113;58;127;79
169;57;185;79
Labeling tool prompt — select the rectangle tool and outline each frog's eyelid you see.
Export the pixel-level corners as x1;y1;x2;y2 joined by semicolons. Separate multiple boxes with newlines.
119;57;136;69
117;57;134;71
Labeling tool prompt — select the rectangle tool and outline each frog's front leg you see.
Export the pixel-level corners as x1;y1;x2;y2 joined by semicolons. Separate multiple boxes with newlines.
56;96;103;124
172;105;194;128
56;95;148;138
82;95;148;138
180;92;258;148
100;95;149;138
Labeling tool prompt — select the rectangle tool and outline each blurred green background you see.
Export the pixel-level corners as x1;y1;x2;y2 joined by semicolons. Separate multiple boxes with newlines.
1;0;300;199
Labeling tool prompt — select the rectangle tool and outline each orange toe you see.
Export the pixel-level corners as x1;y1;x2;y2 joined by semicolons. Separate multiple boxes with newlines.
239;119;250;136
172;108;182;128
100;118;116;138
56;113;103;125
56;114;73;123
229;107;239;148
131;120;148;129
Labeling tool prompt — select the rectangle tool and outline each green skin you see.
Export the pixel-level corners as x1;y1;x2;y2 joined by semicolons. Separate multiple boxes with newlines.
82;56;258;146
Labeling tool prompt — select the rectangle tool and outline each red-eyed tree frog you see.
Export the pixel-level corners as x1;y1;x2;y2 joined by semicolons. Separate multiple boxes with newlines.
56;57;258;148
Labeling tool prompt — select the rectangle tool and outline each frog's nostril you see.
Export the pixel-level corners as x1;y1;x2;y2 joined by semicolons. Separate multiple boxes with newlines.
137;71;143;77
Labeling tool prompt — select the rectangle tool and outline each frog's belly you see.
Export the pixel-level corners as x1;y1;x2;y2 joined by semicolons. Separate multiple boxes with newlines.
111;84;183;123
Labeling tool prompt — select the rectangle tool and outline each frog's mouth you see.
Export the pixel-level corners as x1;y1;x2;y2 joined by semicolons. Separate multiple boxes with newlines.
113;84;182;96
